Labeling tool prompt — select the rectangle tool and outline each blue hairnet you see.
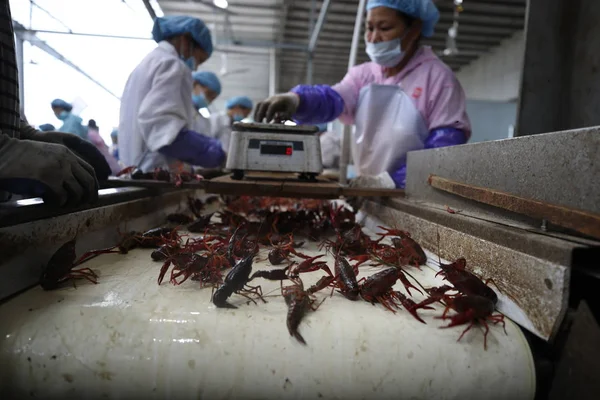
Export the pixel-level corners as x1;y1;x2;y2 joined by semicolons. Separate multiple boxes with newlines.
192;71;221;95
110;129;118;138
152;16;213;56
226;96;253;110
366;0;439;37
38;123;55;132
50;98;73;111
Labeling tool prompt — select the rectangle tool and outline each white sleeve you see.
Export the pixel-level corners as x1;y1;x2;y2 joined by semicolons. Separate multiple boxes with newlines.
216;114;230;140
220;128;231;153
138;58;188;152
192;114;211;135
208;113;221;138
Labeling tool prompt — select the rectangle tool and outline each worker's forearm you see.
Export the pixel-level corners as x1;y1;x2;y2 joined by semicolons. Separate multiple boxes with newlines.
18;119;39;140
158;129;225;168
290;85;345;124
387;127;467;189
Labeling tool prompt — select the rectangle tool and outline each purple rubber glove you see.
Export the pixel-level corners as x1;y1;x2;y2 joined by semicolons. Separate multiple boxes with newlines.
424;127;468;149
159;129;226;168
388;127;467;189
389;164;408;189
290;85;345;124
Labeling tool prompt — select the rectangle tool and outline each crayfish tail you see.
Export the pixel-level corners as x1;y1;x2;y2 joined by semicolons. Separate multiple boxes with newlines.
214;300;237;309
291;330;307;345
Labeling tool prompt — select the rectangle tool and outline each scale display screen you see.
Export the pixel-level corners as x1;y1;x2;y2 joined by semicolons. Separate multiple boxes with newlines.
260;144;293;156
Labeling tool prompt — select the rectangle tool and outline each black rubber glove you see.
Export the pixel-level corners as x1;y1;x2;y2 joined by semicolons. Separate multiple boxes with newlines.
29;131;111;181
254;93;300;123
0;135;99;207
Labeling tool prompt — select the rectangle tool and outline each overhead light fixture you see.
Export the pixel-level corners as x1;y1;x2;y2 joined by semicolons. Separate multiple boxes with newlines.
213;0;228;9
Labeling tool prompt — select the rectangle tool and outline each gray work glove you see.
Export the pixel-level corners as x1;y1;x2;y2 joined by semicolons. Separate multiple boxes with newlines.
254;92;300;123
24;130;111;181
0;135;99;206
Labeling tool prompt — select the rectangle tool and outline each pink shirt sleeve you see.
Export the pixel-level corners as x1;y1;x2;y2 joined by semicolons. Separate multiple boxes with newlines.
87;129;121;175
424;65;472;138
331;65;368;125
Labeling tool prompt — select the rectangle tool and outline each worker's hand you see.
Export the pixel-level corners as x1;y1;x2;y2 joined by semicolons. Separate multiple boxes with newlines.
346;172;396;212
0;135;99;207
159;129;226;169
30;132;111;181
254;92;300;123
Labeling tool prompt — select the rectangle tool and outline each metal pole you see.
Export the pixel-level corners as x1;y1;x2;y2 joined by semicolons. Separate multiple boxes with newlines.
141;0;157;20
306;0;333;86
11;26;309;50
308;0;332;52
306;0;317;84
14;35;25;116
12;26;153;41
14;22;121;100
347;0;366;74
275;50;281;93
30;0;72;32
269;48;277;96
339;0;367;185
306;54;313;85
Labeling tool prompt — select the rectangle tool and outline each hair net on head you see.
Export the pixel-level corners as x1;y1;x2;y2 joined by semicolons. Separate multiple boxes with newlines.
226;96;253;110
50;98;73;111
152;16;213;56
38;124;55;132
192;71;222;95
110;129;118;138
366;0;439;37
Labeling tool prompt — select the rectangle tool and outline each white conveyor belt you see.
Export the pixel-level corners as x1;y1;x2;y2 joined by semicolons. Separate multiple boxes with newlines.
0;231;535;399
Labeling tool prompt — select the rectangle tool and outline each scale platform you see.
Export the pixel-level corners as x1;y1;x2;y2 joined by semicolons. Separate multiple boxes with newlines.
225;122;323;181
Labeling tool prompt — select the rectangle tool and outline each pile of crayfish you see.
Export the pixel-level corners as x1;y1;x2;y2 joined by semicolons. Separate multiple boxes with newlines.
40;196;505;349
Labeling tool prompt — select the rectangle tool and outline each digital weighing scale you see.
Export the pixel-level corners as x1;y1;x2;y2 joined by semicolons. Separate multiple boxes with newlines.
225;122;323;181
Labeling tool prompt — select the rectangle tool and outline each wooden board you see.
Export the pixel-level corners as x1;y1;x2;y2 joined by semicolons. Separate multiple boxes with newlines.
429;174;600;240
103;173;405;199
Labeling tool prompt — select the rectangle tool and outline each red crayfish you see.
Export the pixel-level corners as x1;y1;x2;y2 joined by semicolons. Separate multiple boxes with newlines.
212;254;265;309
267;234;309;265
376;227;427;267
437;294;506;350
40;239;107;290
282;277;324;345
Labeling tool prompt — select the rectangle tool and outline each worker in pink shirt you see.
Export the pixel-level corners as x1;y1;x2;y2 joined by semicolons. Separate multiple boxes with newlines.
254;0;471;189
87;119;122;176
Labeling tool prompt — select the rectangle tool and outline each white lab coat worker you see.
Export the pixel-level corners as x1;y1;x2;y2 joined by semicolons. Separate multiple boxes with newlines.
316;123;342;169
118;16;225;171
191;71;222;136
210;96;254;153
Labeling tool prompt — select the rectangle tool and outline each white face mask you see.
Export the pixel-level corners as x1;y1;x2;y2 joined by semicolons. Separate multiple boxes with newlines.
365;31;409;68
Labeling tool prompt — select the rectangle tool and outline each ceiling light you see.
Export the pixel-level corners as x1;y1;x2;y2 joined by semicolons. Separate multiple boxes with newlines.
213;0;228;9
